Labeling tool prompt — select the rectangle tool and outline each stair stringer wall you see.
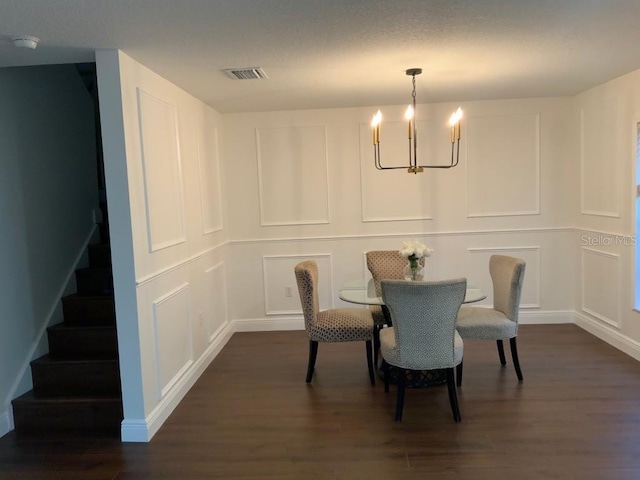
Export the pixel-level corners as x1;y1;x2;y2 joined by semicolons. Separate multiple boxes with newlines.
0;65;99;438
96;50;230;442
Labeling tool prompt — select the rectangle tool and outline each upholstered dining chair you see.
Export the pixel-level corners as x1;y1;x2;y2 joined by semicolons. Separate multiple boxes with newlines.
365;250;426;365
380;278;467;422
294;260;375;385
455;255;526;386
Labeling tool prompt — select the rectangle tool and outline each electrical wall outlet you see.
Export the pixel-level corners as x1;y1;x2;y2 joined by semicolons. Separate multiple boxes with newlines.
285;286;293;297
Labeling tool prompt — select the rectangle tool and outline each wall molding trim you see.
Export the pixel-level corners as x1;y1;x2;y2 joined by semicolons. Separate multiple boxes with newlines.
574;311;640;362
573;226;636;239
256;125;330;227
136;240;229;286
121;319;235;442
229;227;574;246
581;247;621;328
579;99;623;218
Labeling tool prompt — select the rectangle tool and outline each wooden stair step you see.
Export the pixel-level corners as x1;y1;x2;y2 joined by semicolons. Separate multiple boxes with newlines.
12;390;122;434
62;294;115;325
98;222;110;244
47;323;118;357
75;267;114;296
31;354;121;397
88;243;111;268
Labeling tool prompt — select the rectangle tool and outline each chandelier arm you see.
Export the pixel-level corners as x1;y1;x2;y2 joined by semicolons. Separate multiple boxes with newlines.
375;143;410;170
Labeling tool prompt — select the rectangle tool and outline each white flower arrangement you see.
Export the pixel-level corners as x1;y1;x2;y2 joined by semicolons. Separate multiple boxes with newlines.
399;240;433;280
399;240;433;261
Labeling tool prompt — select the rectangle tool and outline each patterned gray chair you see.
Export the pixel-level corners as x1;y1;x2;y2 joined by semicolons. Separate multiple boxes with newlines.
455;255;526;386
380;278;467;422
294;260;375;385
365;250;425;365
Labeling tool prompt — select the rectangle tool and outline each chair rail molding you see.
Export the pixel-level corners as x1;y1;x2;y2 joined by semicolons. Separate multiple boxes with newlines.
228;227;573;246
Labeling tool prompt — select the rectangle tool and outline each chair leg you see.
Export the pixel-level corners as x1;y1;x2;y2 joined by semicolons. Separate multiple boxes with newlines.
373;325;381;367
446;368;462;422
383;361;390;393
510;337;523;381
395;368;406;422
305;341;318;383
496;339;507;365
366;340;375;385
456;360;463;387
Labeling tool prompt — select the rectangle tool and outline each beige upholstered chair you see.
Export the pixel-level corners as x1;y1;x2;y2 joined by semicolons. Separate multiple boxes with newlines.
380;278;467;422
455;255;526;385
294;260;375;385
365;250;425;365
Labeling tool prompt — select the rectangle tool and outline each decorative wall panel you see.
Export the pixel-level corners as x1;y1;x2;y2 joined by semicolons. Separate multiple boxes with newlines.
582;248;620;327
152;283;193;398
196;120;223;234
359;119;434;222
263;254;333;315
467;246;541;308
580;99;622;217
204;262;228;341
137;89;186;251
467;113;540;217
256;126;329;226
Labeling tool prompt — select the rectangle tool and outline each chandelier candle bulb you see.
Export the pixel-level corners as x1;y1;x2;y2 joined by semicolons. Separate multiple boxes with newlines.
371;110;382;144
405;105;414;139
449;107;463;142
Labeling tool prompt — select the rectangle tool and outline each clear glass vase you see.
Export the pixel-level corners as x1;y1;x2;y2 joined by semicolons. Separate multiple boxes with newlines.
403;260;424;281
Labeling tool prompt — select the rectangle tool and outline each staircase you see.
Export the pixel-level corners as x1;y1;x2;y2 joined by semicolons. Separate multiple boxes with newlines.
11;216;123;436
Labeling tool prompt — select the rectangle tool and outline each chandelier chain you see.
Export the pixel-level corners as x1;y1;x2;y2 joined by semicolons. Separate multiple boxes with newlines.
412;74;417;103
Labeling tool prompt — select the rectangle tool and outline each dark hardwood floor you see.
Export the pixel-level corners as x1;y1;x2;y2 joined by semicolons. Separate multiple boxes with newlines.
2;324;640;479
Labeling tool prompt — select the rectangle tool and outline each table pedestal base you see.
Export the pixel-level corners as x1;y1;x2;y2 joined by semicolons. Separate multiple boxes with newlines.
380;361;447;388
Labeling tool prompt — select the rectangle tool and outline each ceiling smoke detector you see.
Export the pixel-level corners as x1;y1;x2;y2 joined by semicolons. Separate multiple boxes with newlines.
13;35;40;49
224;67;268;80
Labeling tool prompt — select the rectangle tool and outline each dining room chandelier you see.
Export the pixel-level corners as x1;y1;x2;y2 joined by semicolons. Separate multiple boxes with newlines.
371;68;463;174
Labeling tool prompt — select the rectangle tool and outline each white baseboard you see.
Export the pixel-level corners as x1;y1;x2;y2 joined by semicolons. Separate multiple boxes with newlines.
233;316;304;332
574;311;640;362
121;320;235;442
519;310;574;324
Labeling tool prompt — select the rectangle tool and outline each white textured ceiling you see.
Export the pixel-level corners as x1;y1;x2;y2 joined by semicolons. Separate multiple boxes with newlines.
1;0;639;113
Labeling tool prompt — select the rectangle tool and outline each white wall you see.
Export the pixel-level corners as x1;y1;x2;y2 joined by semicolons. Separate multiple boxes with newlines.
96;50;230;442
573;69;640;358
223;98;577;331
0;65;98;437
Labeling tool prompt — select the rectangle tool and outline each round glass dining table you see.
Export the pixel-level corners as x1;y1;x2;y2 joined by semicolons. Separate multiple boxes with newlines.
338;279;486;306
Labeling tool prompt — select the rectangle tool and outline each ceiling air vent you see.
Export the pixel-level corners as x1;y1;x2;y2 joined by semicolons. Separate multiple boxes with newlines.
224;67;268;80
